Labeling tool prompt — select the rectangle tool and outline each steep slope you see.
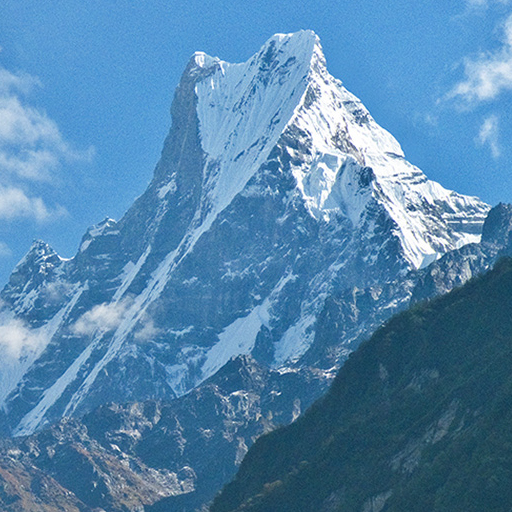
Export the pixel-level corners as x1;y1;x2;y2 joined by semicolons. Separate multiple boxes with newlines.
0;31;489;438
212;256;512;512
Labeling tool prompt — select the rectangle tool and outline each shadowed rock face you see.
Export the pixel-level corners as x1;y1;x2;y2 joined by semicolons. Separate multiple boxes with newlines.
0;440;93;512
1;355;328;512
480;202;512;246
0;31;504;512
3;207;512;512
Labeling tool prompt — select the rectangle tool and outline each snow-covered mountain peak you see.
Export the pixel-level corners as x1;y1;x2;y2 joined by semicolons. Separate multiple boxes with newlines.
166;31;324;258
78;217;118;254
11;240;61;277
268;29;319;45
256;30;320;64
0;32;494;440
184;31;489;272
27;239;56;257
187;31;321;79
86;217;117;236
265;33;491;268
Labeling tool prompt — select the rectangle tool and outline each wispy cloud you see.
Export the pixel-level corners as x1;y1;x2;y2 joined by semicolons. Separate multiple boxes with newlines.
0;185;65;221
0;67;40;96
466;0;489;7
477;114;501;157
71;297;160;342
0;62;93;222
0;241;11;258
448;13;512;102
0;315;45;358
134;316;160;342
0;94;93;182
71;298;132;336
463;0;511;10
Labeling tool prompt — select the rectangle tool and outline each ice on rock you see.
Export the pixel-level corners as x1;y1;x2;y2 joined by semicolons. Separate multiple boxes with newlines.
190;32;318;253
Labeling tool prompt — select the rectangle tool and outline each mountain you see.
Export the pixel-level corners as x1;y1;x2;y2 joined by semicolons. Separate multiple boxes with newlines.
211;256;512;512
0;30;503;511
0;30;489;435
0;439;94;512
3;232;512;512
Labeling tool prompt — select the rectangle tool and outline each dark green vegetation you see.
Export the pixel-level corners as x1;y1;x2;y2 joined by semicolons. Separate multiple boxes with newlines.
212;257;512;512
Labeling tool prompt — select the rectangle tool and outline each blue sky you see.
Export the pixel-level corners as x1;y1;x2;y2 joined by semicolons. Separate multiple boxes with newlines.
1;0;512;285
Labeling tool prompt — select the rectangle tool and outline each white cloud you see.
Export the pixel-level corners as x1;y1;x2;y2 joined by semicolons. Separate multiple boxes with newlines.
477;114;501;157
0;184;66;221
449;13;512;102
72;299;132;336
134;316;160;342
0;95;93;182
466;0;488;7
0;67;40;96
0;63;93;222
71;298;160;342
0;241;11;257
0;316;45;358
42;280;75;302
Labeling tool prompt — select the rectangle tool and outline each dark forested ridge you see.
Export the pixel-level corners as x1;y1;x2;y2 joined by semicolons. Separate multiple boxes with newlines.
212;257;512;512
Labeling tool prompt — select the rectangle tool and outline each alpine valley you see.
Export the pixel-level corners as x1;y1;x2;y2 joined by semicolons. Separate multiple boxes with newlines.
0;31;510;511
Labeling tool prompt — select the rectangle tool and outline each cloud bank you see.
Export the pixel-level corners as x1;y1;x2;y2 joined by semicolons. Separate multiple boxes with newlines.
0;63;93;223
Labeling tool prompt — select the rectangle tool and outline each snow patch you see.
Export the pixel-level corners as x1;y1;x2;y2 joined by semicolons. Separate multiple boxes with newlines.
113;245;151;302
168;326;194;337
199;272;297;383
157;180;177;199
273;314;317;366
79;239;92;252
200;302;270;382
87;218;116;238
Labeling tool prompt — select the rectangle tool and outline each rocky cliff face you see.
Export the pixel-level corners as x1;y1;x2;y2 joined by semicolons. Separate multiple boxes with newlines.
0;30;502;512
3;355;326;512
